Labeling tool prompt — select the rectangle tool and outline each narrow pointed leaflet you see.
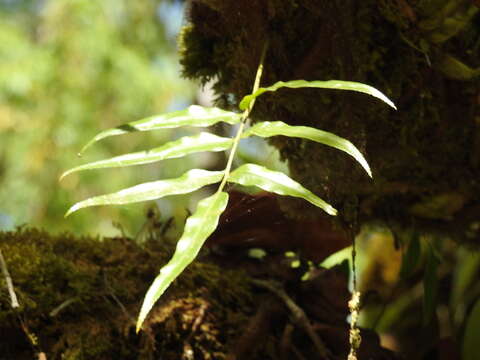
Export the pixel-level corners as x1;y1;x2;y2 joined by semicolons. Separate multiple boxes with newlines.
62;133;233;179
239;79;397;111
228;163;337;215
243;121;372;177
136;191;229;332
65;169;224;216
80;105;241;154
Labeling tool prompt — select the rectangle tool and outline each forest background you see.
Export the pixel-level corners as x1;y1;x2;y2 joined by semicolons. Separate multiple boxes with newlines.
0;0;204;236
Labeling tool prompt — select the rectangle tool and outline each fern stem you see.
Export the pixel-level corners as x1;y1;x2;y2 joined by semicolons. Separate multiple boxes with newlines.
217;41;269;193
348;227;361;360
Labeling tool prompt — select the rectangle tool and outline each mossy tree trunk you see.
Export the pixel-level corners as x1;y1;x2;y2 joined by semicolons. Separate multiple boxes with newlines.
180;0;480;245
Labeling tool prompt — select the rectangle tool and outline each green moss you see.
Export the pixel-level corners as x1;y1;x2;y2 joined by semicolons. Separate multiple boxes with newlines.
179;24;219;84
0;227;256;359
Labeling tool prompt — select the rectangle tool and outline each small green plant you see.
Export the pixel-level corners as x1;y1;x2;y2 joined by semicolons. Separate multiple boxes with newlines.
62;48;396;332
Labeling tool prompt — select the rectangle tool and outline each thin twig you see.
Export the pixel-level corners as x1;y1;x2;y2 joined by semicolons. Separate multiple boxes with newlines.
348;291;361;360
216;40;269;193
103;271;135;323
348;226;361;360
0;249;19;308
18;313;44;356
251;279;331;359
49;297;79;317
280;323;294;360
104;270;156;346
351;235;357;290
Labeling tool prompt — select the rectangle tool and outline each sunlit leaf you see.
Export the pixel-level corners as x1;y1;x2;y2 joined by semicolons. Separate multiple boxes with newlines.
239;79;397;110
423;243;440;325
65;169;224;216
228;163;337;215
463;298;480;360
62;133;233;179
136;191;229;332
243;121;372;177
320;246;353;269
80;105;241;154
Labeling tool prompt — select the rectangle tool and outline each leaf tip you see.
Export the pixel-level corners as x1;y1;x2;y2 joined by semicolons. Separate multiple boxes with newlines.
381;94;397;110
366;167;373;178
79;138;96;155
59;171;70;182
356;154;372;178
65;204;80;217
135;320;144;334
78;147;89;156
328;206;338;216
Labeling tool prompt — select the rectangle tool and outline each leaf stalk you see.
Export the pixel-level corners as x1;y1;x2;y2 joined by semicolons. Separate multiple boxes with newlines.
217;41;269;193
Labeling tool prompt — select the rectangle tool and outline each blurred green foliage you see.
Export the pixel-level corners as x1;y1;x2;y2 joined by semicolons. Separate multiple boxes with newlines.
0;0;197;235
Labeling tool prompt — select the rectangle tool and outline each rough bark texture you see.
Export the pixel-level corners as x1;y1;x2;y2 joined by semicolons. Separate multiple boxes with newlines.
180;0;480;245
